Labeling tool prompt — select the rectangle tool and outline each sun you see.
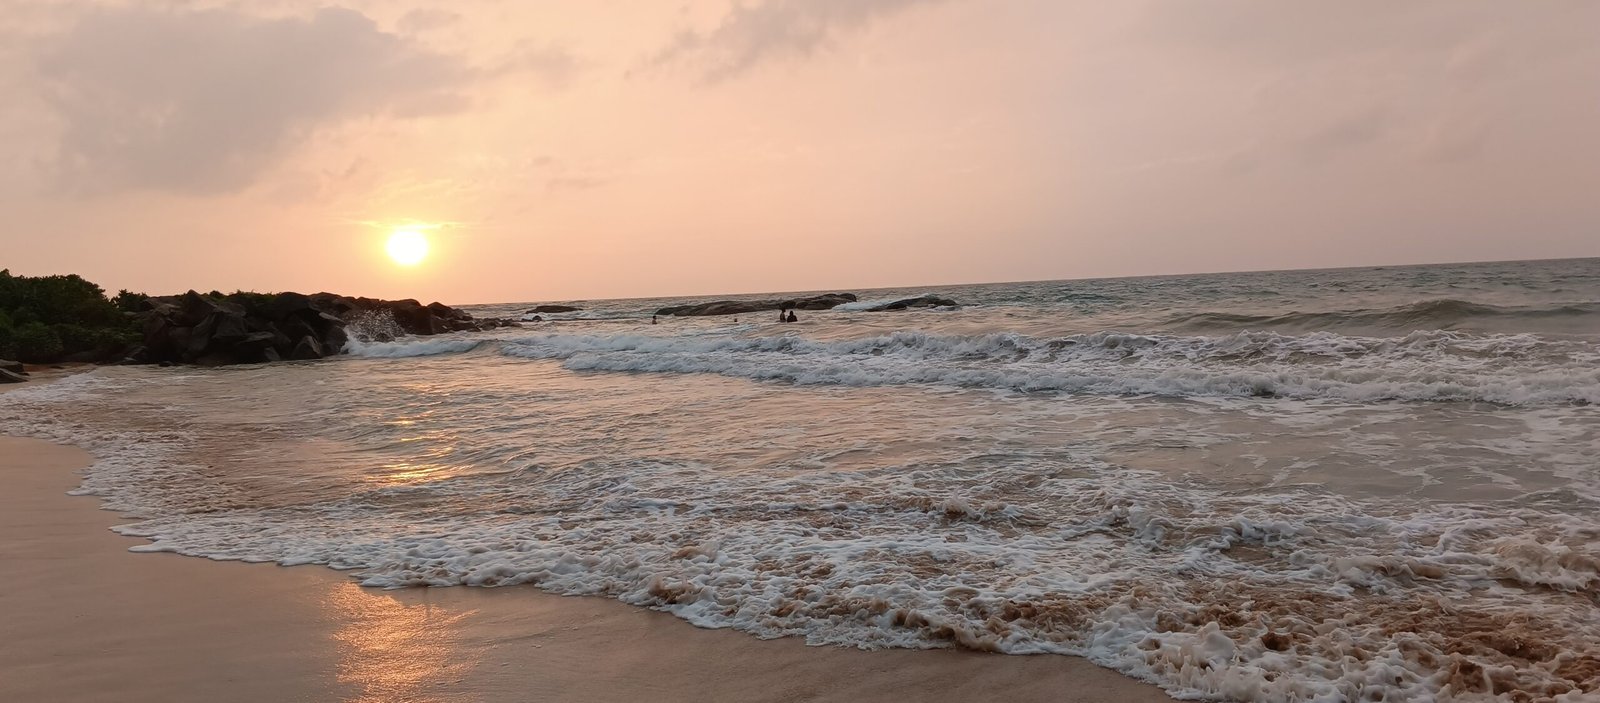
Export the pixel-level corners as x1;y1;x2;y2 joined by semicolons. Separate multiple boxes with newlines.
385;228;430;266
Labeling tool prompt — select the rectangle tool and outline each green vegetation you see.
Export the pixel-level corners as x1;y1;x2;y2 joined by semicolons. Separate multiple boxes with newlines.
0;270;140;363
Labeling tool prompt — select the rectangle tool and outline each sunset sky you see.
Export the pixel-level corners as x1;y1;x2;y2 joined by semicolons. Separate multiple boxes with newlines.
2;0;1596;303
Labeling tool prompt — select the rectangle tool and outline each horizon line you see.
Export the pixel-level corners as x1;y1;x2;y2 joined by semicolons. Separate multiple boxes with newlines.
458;253;1600;307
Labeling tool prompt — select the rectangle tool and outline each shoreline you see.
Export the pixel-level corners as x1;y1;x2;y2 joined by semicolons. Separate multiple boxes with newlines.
0;382;1173;702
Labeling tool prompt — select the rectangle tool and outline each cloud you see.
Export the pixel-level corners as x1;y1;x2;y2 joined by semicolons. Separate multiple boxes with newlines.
1298;108;1388;159
397;8;462;35
501;42;584;89
648;0;945;81
30;6;475;196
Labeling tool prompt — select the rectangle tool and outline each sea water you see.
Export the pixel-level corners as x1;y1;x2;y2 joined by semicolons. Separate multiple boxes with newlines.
5;258;1598;701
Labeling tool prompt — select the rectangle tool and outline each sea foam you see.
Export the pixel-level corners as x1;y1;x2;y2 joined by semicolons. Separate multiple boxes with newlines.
494;330;1600;405
4;369;1598;702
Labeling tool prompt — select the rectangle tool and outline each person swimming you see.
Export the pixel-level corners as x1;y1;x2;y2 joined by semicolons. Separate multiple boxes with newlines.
777;307;789;323
786;310;798;323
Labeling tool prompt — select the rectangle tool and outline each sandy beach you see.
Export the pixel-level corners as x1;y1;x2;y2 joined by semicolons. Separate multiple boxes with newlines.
0;382;1171;703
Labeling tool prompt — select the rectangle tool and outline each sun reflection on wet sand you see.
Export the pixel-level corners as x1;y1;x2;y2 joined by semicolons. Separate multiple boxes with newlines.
326;583;479;703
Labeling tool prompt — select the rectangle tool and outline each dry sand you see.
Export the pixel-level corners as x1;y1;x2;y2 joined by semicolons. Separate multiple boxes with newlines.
0;380;1173;703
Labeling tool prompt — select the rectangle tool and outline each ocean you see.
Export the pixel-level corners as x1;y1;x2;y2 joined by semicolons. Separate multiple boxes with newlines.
4;257;1598;701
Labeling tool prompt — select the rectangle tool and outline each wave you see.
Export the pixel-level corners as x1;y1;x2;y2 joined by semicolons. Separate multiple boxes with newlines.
496;330;1600;405
1169;298;1600;332
5;373;1598;701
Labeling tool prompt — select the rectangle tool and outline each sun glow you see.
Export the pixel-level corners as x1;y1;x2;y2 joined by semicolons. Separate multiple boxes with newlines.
386;228;430;266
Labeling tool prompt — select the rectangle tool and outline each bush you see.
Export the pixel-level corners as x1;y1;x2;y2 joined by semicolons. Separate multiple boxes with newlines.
223;290;276;316
12;322;63;363
113;289;149;313
0;269;141;363
51;323;99;353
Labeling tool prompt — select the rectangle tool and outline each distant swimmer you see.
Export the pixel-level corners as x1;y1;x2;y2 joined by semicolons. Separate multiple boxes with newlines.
786;310;798;323
651;314;658;325
777;307;789;323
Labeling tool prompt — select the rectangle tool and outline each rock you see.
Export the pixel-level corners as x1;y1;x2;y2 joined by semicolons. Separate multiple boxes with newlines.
129;290;512;367
60;350;106;364
117;347;148;365
865;295;959;311
232;332;279;364
658;293;858;317
0;359;23;374
0;368;26;383
175;290;243;326
527;305;581;314
264;292;315;321
290;336;325;360
427;301;468;320
320;323;349;355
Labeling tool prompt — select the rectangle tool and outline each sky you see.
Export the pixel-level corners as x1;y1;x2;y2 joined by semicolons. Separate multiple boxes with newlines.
1;0;1597;303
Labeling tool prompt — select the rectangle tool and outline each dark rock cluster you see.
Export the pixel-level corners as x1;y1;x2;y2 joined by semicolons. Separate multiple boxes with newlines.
657;293;858;317
129;291;516;366
526;305;582;314
655;292;960;316
863;295;960;311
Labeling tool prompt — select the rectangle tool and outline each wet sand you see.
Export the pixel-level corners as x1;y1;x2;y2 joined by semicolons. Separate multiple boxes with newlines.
0;385;1172;702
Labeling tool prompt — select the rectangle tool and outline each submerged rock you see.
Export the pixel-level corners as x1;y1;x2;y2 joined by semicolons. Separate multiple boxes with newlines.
865;295;960;311
0;368;26;383
527;305;581;314
0;359;25;374
658;293;857;317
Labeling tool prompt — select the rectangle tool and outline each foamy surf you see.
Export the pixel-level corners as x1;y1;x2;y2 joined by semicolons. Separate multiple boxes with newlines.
495;330;1600;405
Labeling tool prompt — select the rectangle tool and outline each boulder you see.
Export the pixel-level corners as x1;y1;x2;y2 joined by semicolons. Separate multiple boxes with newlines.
233;332;279;364
527;305;581;314
264;292;315;321
427;301;469;320
290;336;325;361
175;290;243;326
0;368;26;383
0;359;24;374
320;323;349;355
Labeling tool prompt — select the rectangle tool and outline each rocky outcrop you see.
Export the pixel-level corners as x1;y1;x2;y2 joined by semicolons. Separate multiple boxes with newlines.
864;295;959;311
0;367;25;383
657;293;858;317
133;291;517;366
0;359;23;374
526;305;581;314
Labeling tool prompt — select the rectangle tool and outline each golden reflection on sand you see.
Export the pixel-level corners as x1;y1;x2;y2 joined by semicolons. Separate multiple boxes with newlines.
326;582;478;703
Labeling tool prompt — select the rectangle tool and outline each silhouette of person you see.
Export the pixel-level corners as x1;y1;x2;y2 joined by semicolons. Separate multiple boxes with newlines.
651;314;658;325
778;307;789;323
786;310;798;323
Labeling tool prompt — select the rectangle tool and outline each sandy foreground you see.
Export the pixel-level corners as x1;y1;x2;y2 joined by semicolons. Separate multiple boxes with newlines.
0;381;1172;703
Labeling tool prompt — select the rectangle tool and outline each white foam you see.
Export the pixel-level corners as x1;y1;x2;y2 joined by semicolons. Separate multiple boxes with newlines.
6;360;1598;702
497;330;1600;405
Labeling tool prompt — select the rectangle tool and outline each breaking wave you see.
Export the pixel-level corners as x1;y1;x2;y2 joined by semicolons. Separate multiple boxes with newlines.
495;330;1600;405
1169;299;1600;332
4;373;1598;702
